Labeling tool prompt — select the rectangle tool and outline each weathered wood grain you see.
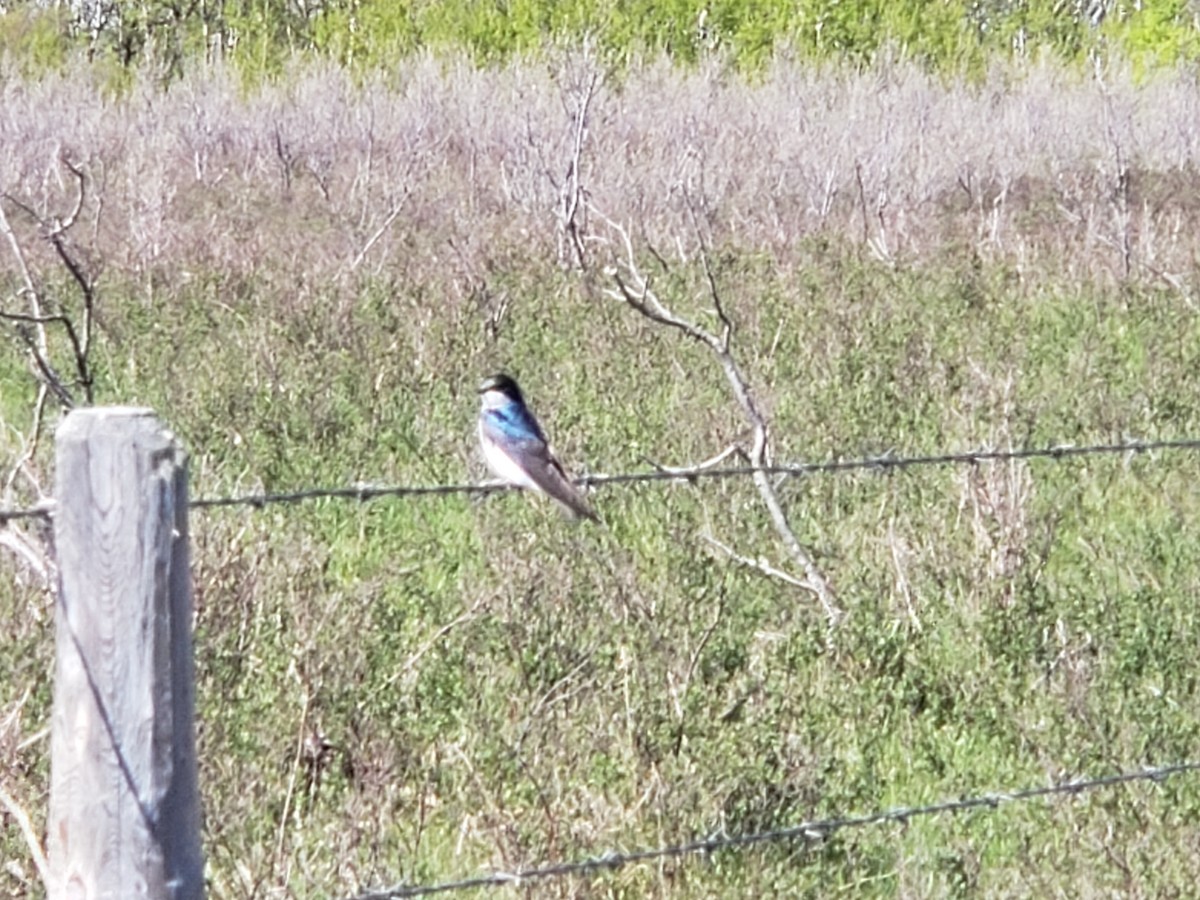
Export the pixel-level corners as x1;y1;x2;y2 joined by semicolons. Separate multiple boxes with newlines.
49;408;203;900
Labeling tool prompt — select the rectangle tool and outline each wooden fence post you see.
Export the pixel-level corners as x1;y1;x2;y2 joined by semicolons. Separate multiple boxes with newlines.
48;408;204;900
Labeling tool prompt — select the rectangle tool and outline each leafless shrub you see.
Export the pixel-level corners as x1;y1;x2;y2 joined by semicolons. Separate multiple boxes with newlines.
2;54;1198;318
1;153;101;589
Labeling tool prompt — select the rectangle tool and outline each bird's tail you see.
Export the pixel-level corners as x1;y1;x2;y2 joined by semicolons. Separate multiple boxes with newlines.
540;459;600;522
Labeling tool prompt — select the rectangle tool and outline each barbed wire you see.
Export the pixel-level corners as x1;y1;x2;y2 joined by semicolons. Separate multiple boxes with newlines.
0;501;53;524
3;436;1199;524
348;760;1200;899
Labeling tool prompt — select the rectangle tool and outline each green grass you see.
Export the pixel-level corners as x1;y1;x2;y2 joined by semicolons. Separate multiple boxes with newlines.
4;57;1200;898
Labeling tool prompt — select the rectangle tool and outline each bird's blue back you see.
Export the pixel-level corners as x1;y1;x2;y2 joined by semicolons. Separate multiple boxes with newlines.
483;396;548;446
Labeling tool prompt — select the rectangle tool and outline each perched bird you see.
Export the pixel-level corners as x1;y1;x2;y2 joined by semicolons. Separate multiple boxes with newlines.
477;373;599;521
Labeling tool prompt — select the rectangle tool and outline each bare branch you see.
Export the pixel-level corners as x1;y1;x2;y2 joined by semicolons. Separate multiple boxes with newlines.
702;532;814;592
0;198;53;399
698;237;732;351
596;206;719;345
9;323;75;408
0;200;40;314
1;159;97;404
854;160;870;246
273;123;294;196
52;156;87;235
3;383;50;498
1;309;88;393
686;199;733;351
558;66;600;270
0;782;48;891
643;441;742;477
42;163;97;399
593;209;841;624
345;192;409;276
0;523;52;587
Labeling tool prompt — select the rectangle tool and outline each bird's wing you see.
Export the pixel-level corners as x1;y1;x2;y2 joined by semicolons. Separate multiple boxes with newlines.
480;406;598;521
519;443;600;522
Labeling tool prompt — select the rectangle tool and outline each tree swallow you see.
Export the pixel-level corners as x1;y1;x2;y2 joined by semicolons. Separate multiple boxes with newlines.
477;373;599;521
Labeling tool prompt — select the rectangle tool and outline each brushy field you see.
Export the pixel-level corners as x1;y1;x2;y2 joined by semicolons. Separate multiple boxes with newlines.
3;51;1200;897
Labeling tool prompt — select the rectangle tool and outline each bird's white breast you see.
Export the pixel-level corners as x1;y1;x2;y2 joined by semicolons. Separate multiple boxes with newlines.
480;421;541;492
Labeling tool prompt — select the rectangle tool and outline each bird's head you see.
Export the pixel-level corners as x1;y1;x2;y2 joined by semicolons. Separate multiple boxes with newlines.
478;373;525;407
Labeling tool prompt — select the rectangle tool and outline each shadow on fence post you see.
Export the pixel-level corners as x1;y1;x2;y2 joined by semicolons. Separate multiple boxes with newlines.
48;408;204;900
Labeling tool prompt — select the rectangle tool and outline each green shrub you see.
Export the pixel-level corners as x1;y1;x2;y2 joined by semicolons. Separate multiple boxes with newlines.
0;5;67;75
1110;0;1200;72
3;0;1197;82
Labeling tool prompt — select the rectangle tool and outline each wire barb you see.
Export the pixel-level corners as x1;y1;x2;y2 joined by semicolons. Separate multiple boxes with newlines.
346;761;1200;899
0;500;54;525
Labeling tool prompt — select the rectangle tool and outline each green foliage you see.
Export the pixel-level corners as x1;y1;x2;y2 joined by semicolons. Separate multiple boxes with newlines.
0;5;67;75
1111;0;1200;72
223;0;312;82
980;0;1094;62
3;0;1199;80
878;0;981;68
312;1;421;67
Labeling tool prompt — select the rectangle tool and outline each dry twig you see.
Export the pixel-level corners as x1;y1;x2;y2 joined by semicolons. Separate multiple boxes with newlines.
554;50;602;270
0;783;48;890
592;208;841;624
1;156;97;406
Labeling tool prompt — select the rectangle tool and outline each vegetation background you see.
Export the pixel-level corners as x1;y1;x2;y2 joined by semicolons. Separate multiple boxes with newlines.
3;0;1200;897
